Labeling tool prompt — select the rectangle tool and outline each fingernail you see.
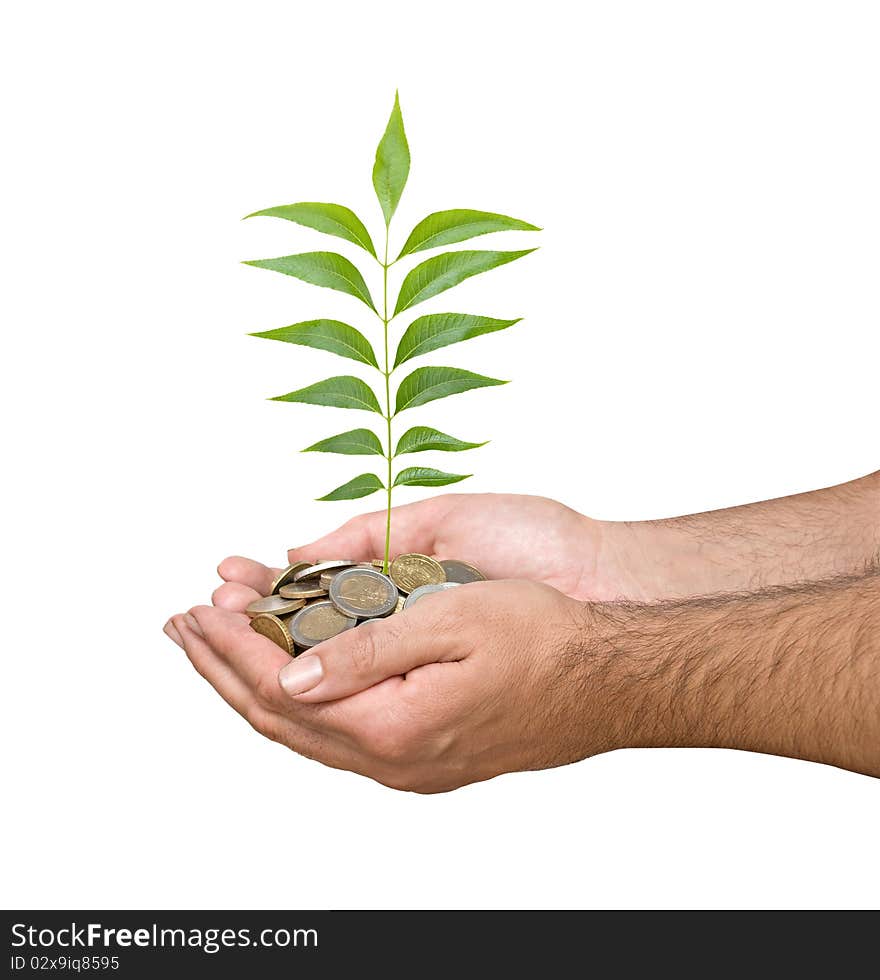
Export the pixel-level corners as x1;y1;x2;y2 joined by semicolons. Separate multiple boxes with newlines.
279;654;324;697
184;613;204;638
163;620;184;649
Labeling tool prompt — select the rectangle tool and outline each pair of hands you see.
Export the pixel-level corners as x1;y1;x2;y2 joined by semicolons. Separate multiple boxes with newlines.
164;494;619;792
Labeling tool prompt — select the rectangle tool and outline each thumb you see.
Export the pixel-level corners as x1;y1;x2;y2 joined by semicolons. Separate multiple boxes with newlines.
277;600;462;703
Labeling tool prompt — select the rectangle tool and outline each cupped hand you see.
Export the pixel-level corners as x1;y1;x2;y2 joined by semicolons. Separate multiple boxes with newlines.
214;493;608;612
165;579;606;793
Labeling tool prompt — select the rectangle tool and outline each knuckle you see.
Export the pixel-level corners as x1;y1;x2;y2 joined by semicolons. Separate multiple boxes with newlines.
348;626;381;676
342;513;368;536
253;669;283;709
432;598;468;633
187;654;209;683
360;718;413;764
243;701;273;738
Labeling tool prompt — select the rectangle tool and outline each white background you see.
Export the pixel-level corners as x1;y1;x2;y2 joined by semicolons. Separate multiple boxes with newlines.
2;0;877;910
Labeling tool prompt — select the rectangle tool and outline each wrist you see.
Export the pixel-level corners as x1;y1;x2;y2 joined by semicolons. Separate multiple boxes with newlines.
591;518;686;601
574;594;766;754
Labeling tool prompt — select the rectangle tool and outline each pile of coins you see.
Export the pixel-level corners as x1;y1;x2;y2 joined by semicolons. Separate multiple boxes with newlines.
246;554;486;656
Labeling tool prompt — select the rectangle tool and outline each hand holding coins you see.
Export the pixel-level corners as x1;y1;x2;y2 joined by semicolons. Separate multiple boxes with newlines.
246;554;486;656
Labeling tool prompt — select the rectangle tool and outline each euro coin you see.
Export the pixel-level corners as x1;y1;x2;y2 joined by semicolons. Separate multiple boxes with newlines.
279;581;327;600
439;559;486;584
288;600;356;649
403;582;460;609
389;553;445;593
249;613;295;655
245;595;306;619
329;567;399;619
270;561;313;594
394;596;405;613
293;560;357;582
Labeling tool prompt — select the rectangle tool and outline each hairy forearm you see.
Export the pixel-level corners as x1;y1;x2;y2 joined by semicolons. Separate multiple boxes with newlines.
597;470;879;600
580;569;880;777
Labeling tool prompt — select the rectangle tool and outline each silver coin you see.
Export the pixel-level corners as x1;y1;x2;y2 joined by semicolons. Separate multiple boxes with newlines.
402;581;460;609
439;559;487;584
329;567;399;619
293;560;358;582
287;600;357;649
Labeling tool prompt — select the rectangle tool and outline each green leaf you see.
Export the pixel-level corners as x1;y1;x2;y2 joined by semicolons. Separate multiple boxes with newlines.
304;428;384;456
397;209;539;258
244;202;377;258
372;91;410;225
271;376;382;413
394;366;507;414
250;319;378;368
318;473;385;501
394;426;487;455
393;313;520;368
243;252;376;311
394;250;536;316
393;467;471;488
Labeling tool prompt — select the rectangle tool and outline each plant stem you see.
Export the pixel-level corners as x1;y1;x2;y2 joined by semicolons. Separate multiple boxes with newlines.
381;227;393;574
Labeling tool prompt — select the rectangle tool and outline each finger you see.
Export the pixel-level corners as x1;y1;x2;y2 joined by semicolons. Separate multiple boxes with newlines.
212;581;262;613
277;589;469;703
217;556;280;595
172;612;262;721
172;614;371;772
187;604;372;740
287;496;456;565
187;603;294;712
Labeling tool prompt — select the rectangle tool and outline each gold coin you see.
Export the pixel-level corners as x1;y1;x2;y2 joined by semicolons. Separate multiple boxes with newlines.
390;553;446;593
245;595;306;619
279;581;327;600
270;561;312;594
394;596;405;613
249;613;294;655
439;559;487;584
293;560;357;582
329;568;398;619
288;600;356;649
